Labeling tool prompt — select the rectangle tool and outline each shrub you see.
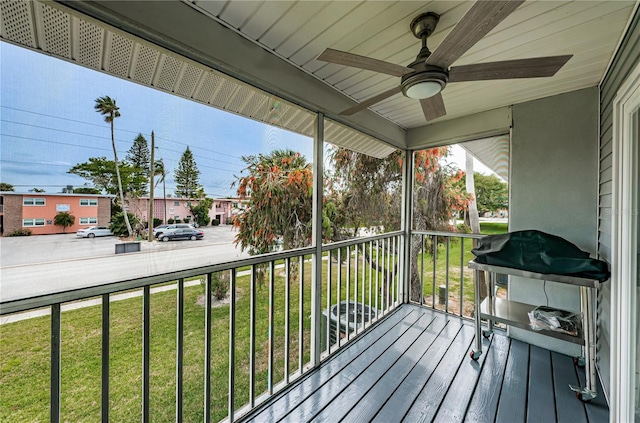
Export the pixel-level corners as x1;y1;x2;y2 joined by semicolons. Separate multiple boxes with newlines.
183;217;191;223
8;228;31;236
153;218;163;228
211;218;220;226
109;212;139;237
200;271;230;301
174;218;182;224
168;218;175;224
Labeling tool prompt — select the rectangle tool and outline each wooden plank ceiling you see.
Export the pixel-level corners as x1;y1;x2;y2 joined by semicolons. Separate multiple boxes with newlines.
189;0;635;128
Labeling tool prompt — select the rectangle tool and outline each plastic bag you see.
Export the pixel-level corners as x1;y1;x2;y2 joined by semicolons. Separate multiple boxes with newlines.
528;305;580;336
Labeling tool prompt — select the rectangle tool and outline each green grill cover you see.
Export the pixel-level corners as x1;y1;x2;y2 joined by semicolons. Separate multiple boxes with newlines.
471;230;610;281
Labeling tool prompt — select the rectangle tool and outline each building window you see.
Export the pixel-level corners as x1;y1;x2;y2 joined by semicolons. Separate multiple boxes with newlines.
23;198;45;206
232;202;238;208
174;201;180;206
23;218;45;227
80;199;98;206
186;201;192;207
79;217;98;224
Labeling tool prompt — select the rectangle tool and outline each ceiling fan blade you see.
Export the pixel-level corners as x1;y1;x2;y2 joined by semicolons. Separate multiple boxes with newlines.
421;94;447;121
426;0;524;69
340;86;403;116
317;48;413;77
449;55;573;82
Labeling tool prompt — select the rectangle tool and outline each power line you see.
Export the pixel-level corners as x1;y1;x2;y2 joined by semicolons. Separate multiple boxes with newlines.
1;152;240;174
1;134;112;152
1;105;248;161
0;119;242;166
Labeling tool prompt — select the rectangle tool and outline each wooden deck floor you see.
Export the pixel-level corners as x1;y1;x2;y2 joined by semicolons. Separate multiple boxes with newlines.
243;304;608;423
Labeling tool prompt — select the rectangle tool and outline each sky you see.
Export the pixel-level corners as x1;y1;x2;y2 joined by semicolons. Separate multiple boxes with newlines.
0;42;494;198
0;42;313;198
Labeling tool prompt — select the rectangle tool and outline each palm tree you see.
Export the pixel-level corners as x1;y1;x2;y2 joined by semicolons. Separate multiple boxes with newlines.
53;212;75;233
94;96;132;237
155;159;167;223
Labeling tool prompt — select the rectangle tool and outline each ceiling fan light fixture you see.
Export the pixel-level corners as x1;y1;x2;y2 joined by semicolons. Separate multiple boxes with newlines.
401;70;448;99
405;80;442;99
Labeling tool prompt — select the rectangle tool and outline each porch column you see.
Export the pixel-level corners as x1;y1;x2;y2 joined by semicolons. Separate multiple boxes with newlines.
401;149;414;303
310;112;324;367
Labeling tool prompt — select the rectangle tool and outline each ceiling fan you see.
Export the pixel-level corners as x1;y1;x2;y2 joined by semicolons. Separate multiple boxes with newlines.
316;0;572;122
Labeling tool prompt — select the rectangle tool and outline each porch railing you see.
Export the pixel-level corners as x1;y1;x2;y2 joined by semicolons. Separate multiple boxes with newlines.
0;231;402;423
410;230;485;319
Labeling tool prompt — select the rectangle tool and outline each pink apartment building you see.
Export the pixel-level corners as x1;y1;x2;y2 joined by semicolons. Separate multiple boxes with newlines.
128;197;247;225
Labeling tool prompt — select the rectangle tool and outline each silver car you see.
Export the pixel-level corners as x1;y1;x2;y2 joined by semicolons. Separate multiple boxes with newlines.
76;226;114;238
154;223;194;238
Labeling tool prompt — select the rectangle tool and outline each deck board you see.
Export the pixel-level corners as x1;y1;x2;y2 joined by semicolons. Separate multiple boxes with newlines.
401;323;477;422
576;360;610;423
551;352;588;423
240;304;608;423
495;339;529;423
371;317;462;423
527;345;557;422
278;310;431;422
246;306;416;422
332;314;449;422
464;334;510;422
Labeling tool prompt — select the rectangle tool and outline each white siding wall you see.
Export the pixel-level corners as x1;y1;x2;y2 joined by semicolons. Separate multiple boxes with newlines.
598;8;640;402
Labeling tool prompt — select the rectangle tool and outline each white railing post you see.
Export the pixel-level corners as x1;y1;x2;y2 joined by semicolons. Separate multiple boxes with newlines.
401;150;414;304
311;112;324;367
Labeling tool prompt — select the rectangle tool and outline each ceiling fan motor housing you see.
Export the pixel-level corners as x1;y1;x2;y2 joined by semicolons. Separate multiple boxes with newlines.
401;65;448;99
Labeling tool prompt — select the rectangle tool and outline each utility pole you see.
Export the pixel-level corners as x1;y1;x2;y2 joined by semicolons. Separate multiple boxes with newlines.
148;131;155;242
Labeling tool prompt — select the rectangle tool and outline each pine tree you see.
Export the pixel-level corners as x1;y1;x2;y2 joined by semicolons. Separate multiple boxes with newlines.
126;134;150;171
126;134;150;196
174;146;203;198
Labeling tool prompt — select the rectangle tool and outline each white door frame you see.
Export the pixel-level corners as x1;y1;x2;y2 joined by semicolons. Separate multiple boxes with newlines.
611;59;640;423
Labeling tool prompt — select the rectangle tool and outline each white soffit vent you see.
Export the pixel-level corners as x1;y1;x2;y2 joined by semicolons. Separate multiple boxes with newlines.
0;0;395;157
325;118;397;159
460;135;510;182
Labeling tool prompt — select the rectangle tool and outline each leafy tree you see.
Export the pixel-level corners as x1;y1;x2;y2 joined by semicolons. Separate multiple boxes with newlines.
327;146;470;301
73;187;101;194
470;172;508;215
233;149;313;255
126;134;151;196
95;95;132;237
30;188;45;193
174;147;203;198
68;157;147;196
0;182;14;191
190;198;213;227
53;212;75;233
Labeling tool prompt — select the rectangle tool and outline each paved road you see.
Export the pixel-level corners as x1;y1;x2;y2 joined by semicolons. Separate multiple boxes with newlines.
0;226;250;303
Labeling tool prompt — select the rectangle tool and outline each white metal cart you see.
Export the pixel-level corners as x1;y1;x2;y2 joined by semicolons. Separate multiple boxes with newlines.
468;260;602;401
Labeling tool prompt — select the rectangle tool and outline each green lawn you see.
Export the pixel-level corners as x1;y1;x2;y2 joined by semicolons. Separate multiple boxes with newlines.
0;250;395;422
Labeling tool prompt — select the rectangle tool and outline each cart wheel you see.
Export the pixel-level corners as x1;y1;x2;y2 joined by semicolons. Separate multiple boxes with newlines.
573;356;586;367
575;392;592;403
482;330;493;339
470;350;481;361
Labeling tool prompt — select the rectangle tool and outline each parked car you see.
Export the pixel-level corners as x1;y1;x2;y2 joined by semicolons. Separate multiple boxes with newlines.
76;226;114;238
155;223;194;238
159;228;204;242
152;224;170;238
